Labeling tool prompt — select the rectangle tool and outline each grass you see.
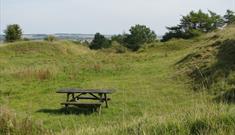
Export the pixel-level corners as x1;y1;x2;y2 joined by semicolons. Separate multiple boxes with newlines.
176;25;235;94
0;26;235;134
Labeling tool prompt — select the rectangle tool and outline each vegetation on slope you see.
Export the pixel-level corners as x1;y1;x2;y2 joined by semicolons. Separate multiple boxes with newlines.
162;10;235;42
0;31;235;135
176;24;235;102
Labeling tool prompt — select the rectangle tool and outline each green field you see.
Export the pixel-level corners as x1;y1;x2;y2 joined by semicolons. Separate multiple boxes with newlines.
1;26;235;135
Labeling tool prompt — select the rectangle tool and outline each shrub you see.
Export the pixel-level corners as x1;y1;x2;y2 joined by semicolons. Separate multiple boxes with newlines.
224;10;235;25
162;10;224;41
89;33;111;50
111;34;127;44
124;24;156;51
4;24;22;42
112;41;128;53
44;35;57;42
22;38;30;41
190;119;211;135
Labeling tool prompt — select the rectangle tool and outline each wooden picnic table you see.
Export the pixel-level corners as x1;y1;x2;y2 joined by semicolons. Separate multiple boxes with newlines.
56;88;114;112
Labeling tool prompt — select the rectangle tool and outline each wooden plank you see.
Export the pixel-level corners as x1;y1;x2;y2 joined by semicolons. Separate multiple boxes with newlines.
77;96;111;100
61;102;102;107
61;102;102;105
104;93;108;108
56;88;114;94
62;102;102;114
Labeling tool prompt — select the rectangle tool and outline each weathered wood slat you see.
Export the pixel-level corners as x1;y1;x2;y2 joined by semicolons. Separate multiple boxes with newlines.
61;102;102;106
77;96;111;100
56;88;114;94
61;102;102;105
61;102;102;114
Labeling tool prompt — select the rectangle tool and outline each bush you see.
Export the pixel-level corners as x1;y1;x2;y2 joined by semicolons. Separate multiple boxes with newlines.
110;25;157;51
89;33;111;50
112;41;128;53
44;35;57;42
23;38;30;41
124;24;156;51
4;24;22;42
190;119;211;135
162;10;224;42
111;34;127;44
224;10;235;25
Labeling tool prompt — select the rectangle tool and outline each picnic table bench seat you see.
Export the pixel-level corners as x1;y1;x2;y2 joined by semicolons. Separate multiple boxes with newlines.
77;96;111;101
61;102;102;113
61;102;102;106
57;88;114;114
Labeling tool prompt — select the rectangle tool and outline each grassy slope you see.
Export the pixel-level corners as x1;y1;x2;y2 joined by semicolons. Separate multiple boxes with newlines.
176;25;235;99
0;28;235;135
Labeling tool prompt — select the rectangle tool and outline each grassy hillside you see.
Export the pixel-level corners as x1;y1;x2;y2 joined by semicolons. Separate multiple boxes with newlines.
0;26;235;135
176;25;235;102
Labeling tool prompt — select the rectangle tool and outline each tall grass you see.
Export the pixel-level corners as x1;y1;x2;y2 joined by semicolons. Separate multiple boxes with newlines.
55;101;235;135
0;106;50;135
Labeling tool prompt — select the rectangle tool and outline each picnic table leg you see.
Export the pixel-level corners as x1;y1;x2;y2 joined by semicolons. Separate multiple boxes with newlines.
72;93;75;101
66;93;70;102
97;105;102;115
98;93;103;102
104;94;108;108
64;93;70;112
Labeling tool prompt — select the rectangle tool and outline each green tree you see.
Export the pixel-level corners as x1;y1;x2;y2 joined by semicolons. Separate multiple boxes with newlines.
162;10;224;42
161;26;185;42
224;10;235;24
90;33;111;50
124;24;156;51
111;34;127;44
4;24;22;42
208;10;225;29
161;26;202;42
180;10;222;32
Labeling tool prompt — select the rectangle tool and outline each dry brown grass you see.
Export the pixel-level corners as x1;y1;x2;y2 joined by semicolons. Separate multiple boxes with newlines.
13;68;56;80
0;106;51;135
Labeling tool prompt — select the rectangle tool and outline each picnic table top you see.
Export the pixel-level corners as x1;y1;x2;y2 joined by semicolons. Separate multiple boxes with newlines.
56;88;114;94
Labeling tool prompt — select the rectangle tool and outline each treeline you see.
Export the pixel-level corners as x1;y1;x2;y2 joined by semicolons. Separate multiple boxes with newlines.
90;9;235;51
3;24;57;42
162;10;235;41
3;9;235;51
90;24;157;51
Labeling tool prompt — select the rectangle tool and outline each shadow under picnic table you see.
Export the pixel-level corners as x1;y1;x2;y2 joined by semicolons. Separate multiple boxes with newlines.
36;106;98;115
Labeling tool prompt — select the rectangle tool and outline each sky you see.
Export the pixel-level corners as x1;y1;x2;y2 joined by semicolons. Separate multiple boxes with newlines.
0;0;235;35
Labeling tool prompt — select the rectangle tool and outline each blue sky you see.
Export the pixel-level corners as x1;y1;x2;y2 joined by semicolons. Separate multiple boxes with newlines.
0;0;234;35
